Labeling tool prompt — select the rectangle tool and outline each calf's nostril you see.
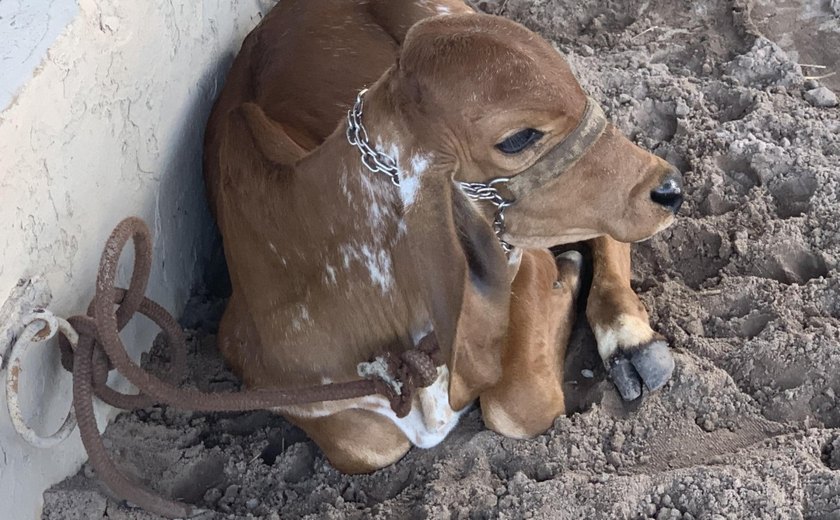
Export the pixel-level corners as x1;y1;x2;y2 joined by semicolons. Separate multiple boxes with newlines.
650;176;684;213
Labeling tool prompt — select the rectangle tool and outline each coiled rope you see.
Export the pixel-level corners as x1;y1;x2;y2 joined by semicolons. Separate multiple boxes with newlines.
26;216;441;518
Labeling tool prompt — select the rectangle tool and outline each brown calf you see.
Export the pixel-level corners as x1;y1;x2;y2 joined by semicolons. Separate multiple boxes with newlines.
203;0;681;473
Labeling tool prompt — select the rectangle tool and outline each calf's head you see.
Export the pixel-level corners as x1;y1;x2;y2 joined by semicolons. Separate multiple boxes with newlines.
379;13;682;249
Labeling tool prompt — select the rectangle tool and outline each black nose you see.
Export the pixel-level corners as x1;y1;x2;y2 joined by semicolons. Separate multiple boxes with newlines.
650;173;684;213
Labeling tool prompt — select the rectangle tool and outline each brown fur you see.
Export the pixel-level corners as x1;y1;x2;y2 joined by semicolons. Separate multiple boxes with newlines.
480;250;580;438
203;0;676;472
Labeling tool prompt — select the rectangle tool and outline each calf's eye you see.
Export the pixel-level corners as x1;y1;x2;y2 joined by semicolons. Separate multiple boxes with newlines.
495;128;544;154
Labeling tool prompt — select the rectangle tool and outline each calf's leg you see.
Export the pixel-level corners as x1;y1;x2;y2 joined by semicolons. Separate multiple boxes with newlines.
480;249;582;438
585;236;674;401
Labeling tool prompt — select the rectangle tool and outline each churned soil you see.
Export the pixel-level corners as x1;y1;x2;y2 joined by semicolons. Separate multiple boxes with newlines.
44;0;840;518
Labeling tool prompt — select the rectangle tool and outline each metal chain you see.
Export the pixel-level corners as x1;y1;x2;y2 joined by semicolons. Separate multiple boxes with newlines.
346;89;515;253
459;179;514;253
346;89;401;186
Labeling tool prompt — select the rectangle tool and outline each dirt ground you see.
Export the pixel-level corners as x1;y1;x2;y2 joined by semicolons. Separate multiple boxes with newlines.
43;0;840;518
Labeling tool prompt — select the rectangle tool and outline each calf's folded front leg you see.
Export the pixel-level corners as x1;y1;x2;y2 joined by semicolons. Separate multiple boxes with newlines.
586;236;675;401
480;249;582;438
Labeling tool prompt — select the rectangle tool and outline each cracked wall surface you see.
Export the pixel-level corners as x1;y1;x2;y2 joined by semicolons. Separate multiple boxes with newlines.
0;0;78;111
0;0;276;517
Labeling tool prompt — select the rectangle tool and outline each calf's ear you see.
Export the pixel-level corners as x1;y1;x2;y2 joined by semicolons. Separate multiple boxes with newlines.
401;159;511;410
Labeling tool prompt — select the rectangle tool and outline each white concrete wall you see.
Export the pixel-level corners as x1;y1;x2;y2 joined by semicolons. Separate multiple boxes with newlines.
0;0;274;517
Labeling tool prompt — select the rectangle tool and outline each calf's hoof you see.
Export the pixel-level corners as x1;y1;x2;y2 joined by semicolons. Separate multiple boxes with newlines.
607;340;675;401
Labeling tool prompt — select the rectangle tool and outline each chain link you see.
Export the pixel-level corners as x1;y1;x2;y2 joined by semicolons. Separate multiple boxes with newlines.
459;179;514;253
346;89;514;253
346;89;401;186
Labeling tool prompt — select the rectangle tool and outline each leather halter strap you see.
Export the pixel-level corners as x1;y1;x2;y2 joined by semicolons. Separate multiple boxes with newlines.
500;96;607;201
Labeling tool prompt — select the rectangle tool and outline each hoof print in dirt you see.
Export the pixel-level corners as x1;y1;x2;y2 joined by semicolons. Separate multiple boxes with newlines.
608;341;675;401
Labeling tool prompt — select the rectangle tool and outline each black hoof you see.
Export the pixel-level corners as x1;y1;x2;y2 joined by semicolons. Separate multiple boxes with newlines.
631;340;675;391
608;355;642;401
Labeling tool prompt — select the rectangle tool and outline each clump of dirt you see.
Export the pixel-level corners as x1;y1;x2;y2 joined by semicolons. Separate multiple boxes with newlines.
44;0;840;518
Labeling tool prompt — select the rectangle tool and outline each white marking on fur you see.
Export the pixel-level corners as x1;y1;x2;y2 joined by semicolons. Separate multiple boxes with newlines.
385;142;400;164
360;245;394;292
593;314;656;362
367;366;465;448
282;367;465;449
359;171;386;231
399;154;428;207
339;241;395;293
324;264;337;285
269;242;278;254
340;244;355;269
505;247;525;279
340;170;353;202
507;248;523;267
418;367;454;432
289;304;312;332
337;140;401;294
436;5;452;15
593;324;619;362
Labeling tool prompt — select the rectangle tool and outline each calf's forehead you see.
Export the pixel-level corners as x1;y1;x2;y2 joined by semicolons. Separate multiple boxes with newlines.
399;15;585;115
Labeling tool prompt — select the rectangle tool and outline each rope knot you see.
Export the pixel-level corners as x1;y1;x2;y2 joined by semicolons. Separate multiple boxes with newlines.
357;333;444;418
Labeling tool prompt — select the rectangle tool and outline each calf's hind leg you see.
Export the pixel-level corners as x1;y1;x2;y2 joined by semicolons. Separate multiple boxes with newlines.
480;249;582;438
